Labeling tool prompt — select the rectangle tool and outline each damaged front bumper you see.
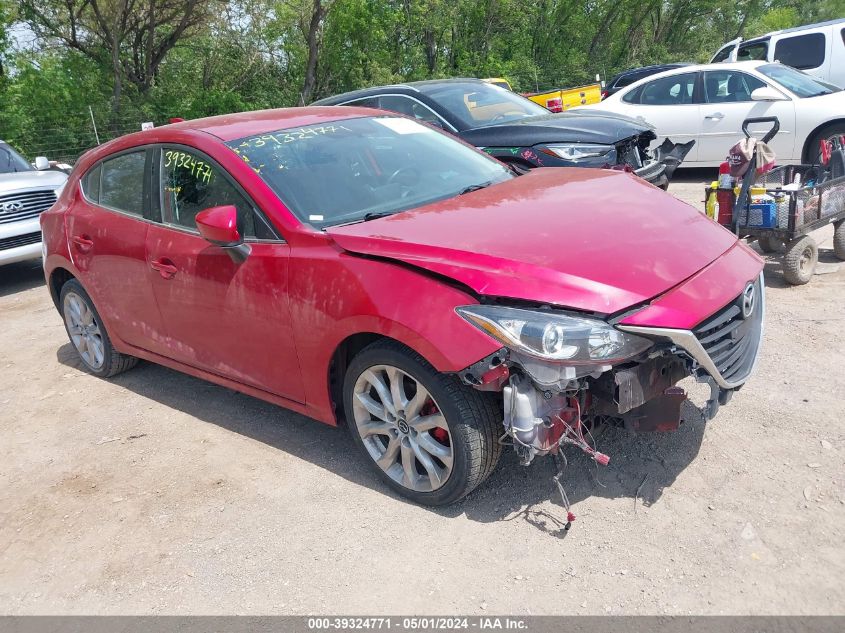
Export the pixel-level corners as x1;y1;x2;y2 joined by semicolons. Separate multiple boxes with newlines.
619;273;764;418
634;159;668;189
461;273;765;465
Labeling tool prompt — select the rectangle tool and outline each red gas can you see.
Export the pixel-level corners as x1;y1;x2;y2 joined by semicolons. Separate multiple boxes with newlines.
716;189;734;226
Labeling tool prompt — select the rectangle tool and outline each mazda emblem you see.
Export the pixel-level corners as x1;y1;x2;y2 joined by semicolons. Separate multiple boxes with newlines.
741;283;755;319
0;201;24;213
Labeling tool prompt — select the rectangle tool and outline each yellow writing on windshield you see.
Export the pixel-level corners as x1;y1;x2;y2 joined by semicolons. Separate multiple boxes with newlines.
164;150;213;184
237;125;352;149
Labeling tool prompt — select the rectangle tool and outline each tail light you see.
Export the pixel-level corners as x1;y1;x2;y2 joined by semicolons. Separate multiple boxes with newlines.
545;97;563;113
601;90;609;100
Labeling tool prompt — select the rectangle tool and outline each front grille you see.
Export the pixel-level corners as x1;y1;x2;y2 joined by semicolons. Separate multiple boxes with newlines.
693;277;763;384
0;231;41;251
0;189;57;225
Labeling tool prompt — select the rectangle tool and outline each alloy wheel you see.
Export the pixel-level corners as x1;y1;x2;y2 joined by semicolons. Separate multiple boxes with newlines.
352;364;454;492
63;291;105;370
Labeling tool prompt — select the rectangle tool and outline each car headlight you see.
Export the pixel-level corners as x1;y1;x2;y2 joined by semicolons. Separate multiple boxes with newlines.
456;305;652;364
543;143;614;162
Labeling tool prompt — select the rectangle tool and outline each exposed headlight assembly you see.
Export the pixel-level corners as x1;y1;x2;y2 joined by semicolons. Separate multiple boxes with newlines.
543;143;615;162
456;305;652;365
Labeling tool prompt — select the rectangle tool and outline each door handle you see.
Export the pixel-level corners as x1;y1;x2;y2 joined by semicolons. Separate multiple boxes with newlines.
704;112;725;121
71;235;94;253
150;258;178;279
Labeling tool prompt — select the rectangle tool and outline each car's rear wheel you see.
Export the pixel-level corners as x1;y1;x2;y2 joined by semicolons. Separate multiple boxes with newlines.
343;340;501;506
60;279;138;377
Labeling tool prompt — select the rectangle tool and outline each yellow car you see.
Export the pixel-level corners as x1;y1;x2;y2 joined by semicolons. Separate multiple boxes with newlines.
482;77;513;91
483;77;601;112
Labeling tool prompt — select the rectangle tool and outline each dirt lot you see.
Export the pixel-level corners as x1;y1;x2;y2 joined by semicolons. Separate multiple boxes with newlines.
1;171;844;615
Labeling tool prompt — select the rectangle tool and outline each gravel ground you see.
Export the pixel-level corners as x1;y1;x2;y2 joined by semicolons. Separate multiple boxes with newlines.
1;170;843;615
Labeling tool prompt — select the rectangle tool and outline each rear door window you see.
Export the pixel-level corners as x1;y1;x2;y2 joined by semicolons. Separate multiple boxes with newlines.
630;72;697;105
774;33;826;70
99;151;146;216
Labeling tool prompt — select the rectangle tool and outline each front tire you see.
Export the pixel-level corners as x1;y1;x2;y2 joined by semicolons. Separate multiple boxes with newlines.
343;340;501;506
782;235;818;285
60;279;138;377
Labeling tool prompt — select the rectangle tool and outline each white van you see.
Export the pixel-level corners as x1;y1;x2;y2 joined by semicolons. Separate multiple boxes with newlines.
711;18;845;88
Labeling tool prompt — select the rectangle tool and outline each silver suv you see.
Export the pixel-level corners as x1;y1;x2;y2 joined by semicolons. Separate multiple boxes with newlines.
1;141;68;267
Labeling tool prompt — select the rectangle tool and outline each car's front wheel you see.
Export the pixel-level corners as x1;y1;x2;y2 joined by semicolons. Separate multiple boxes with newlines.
60;279;138;377
805;123;845;163
343;340;501;506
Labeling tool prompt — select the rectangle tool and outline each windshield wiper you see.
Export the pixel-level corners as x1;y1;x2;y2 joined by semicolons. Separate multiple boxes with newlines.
458;180;495;195
362;211;395;221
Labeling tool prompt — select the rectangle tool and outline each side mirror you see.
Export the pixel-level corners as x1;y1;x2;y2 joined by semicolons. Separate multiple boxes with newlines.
34;156;50;170
195;205;242;247
751;87;787;102
196;205;251;263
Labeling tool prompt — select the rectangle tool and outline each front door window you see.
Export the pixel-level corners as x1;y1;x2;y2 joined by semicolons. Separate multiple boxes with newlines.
160;147;274;239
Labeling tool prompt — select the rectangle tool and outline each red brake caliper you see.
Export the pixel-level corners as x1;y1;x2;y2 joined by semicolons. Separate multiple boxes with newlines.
422;401;450;446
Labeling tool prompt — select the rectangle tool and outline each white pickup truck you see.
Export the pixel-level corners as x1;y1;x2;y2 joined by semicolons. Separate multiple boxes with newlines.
0;141;68;267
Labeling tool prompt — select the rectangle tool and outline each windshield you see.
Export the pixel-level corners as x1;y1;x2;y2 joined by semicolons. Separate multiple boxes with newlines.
0;143;34;173
758;63;838;98
417;82;548;129
227;116;512;228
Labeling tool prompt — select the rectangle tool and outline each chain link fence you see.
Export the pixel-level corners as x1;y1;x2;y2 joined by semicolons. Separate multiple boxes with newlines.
0;107;166;166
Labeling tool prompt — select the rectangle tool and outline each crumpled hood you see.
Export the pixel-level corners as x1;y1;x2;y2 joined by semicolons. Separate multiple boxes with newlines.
0;170;68;194
327;168;738;315
461;109;656;147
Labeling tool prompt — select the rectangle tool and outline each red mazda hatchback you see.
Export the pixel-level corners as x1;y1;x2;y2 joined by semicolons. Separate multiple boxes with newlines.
42;107;764;510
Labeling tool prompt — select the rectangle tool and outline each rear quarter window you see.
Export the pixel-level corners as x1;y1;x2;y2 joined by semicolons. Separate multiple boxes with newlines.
628;73;697;105
81;164;101;203
622;85;644;103
711;45;734;63
774;33;826;70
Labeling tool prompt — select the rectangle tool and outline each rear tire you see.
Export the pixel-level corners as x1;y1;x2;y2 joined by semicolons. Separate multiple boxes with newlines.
833;221;845;261
782;235;818;285
343;340;501;506
59;279;138;377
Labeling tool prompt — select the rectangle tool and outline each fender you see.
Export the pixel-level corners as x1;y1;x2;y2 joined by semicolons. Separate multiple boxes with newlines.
288;243;503;423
